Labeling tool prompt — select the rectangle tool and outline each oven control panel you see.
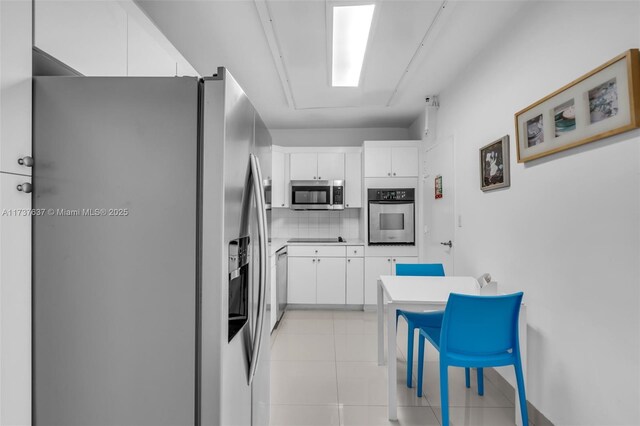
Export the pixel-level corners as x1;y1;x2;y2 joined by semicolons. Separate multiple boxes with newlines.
367;188;415;201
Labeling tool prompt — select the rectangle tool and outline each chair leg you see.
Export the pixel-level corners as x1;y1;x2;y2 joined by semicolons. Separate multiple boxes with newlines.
514;360;529;426
440;363;450;426
417;334;425;397
477;368;484;396
406;323;414;388
465;367;470;388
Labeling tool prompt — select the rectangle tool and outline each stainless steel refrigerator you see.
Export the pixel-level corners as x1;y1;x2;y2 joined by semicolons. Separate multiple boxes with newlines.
32;68;271;426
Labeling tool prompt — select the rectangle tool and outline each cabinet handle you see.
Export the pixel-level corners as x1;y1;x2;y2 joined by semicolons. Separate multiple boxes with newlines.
16;183;32;193
318;176;322;179
353;250;357;253
315;250;318;253
393;172;396;176
387;258;391;262
312;259;316;263
387;172;391;176
17;156;34;167
313;176;317;179
348;259;351;263
317;258;321;262
392;259;396;262
346;204;349;207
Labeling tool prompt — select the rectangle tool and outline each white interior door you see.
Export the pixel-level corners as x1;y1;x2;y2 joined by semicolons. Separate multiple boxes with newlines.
423;136;455;275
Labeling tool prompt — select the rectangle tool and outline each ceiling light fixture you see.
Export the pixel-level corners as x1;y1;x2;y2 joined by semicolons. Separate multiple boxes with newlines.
331;4;375;87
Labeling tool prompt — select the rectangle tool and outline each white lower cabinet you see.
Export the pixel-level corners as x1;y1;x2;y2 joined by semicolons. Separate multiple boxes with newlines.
288;257;317;304
363;256;418;304
287;245;364;305
346;257;364;304
316;258;346;304
0;172;32;425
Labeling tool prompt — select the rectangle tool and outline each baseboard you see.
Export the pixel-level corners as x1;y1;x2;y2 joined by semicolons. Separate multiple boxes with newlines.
286;304;365;311
484;368;554;426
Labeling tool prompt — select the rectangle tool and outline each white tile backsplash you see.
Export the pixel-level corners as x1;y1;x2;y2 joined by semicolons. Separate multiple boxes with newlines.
271;209;362;240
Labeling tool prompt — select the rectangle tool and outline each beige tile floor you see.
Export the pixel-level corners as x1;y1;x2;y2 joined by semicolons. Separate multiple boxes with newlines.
269;309;517;426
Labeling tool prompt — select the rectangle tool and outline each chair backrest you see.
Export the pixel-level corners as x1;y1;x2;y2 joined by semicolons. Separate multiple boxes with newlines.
440;292;523;357
395;263;445;277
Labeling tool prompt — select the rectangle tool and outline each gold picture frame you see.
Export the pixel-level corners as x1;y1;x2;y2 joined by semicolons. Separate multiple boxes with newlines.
515;49;640;163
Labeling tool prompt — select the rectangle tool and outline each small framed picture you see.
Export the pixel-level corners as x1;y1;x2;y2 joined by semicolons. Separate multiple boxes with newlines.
435;175;443;199
480;135;510;192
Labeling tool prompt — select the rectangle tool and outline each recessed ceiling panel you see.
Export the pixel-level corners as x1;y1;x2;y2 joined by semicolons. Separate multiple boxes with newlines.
268;0;441;109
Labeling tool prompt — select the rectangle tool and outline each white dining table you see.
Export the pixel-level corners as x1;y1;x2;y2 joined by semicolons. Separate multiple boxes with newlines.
376;275;527;426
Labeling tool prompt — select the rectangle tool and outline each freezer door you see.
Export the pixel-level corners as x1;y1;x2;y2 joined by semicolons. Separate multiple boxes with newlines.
33;77;199;426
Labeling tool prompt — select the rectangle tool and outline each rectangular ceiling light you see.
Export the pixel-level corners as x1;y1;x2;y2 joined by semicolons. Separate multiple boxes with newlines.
331;4;375;87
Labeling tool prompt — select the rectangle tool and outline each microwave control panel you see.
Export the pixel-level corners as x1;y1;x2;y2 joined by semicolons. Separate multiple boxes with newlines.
368;188;415;201
332;186;344;204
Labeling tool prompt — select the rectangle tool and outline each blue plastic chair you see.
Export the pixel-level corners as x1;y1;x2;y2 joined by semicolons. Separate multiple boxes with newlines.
394;263;473;391
417;292;528;426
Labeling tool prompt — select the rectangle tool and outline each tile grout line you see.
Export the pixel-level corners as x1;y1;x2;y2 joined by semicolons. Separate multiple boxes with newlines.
332;312;342;426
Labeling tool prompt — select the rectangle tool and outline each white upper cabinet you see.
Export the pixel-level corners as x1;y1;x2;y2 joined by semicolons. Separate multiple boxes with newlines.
290;152;345;181
35;0;128;76
289;153;318;180
271;151;289;208
33;0;197;78
391;147;419;177
1;0;33;175
127;16;176;77
317;153;344;181
363;141;419;178
364;147;392;177
344;152;362;208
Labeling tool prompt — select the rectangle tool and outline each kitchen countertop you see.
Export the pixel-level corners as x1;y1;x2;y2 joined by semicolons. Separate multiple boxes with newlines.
269;238;365;256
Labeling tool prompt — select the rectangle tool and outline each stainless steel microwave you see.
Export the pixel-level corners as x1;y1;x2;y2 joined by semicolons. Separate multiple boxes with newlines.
290;180;344;210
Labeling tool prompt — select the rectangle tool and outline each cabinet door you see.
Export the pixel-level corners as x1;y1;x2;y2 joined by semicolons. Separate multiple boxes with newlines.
316;258;346;304
1;0;32;175
364;257;392;305
272;151;287;208
344;152;362;208
391;257;419;274
317;153;344;181
391;147;418;177
34;1;128;76
127;15;176;77
288;257;316;303
290;153;318;180
364;147;391;177
0;173;32;425
346;257;364;304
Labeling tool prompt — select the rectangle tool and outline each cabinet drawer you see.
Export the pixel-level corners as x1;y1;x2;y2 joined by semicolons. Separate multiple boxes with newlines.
288;245;346;257
346;245;364;257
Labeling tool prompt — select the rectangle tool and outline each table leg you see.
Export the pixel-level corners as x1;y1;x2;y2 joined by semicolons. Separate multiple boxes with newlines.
377;279;385;366
515;305;527;426
387;302;397;420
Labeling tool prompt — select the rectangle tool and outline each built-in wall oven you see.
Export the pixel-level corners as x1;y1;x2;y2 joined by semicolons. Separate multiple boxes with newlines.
290;180;344;210
368;188;415;245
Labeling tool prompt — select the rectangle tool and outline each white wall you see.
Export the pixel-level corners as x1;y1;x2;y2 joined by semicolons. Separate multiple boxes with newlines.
271;127;408;147
427;1;639;424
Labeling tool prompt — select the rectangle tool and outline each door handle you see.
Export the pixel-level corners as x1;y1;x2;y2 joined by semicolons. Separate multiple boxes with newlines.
440;240;453;248
246;154;268;386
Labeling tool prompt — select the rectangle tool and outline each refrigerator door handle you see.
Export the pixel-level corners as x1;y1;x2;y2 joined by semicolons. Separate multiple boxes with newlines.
247;153;268;385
